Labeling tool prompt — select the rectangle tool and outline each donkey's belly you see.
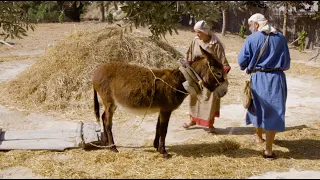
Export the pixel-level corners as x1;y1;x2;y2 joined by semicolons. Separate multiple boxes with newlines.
114;100;160;115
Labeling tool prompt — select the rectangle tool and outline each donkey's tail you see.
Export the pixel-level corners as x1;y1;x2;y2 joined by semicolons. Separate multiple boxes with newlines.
94;89;100;123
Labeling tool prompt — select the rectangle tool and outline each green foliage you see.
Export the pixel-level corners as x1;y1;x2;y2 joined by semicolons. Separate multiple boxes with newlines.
298;30;307;52
239;26;247;39
27;1;61;23
0;1;35;40
120;1;221;40
107;13;113;24
241;1;268;9
312;11;320;20
268;1;314;11
59;10;65;23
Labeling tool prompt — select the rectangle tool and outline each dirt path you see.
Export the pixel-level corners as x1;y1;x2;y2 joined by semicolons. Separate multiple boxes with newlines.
0;22;320;179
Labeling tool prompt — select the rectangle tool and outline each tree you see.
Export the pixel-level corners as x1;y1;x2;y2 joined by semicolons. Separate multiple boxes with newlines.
269;1;314;38
120;1;221;40
0;1;35;41
90;1;120;22
217;1;246;36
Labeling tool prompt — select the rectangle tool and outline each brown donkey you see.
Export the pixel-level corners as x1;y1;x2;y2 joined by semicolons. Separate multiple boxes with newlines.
92;46;228;158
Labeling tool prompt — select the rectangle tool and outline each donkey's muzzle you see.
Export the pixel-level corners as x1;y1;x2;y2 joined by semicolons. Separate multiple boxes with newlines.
215;81;228;98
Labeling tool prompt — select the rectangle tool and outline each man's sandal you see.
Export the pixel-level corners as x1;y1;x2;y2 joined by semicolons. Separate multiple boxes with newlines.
262;150;276;161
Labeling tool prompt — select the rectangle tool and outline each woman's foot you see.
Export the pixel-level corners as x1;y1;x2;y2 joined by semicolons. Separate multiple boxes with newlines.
254;135;265;143
183;121;196;129
208;127;216;134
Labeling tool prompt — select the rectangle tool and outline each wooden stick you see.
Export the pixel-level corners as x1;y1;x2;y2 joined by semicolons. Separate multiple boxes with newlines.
0;40;14;47
308;48;320;62
288;38;299;46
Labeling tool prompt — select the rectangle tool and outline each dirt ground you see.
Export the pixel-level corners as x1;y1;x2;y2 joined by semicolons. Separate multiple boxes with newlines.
0;22;320;178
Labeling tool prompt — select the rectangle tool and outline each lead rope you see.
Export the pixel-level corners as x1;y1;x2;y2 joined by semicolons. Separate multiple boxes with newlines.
148;67;189;95
207;62;221;86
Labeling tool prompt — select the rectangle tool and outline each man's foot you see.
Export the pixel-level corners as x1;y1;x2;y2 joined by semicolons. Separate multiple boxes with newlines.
262;150;276;161
183;121;196;129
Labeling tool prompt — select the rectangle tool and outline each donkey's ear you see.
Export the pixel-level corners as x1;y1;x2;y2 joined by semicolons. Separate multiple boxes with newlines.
199;45;211;60
199;45;223;69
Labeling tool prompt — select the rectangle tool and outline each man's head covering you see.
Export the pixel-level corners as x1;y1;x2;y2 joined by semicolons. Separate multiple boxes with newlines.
248;13;267;23
248;13;277;34
194;20;211;35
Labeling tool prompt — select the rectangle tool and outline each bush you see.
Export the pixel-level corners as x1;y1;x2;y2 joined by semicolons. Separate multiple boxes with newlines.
107;13;113;24
27;2;61;23
239;25;246;39
298;30;307;52
59;10;65;23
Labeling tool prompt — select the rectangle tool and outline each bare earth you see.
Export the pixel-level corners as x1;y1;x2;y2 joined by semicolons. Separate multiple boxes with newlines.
0;22;320;179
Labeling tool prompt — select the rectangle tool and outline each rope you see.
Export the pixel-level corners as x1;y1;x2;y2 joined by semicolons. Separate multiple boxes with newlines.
207;62;221;85
87;142;116;148
148;67;189;95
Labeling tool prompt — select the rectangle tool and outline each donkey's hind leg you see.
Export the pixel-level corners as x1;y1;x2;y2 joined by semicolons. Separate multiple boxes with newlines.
102;103;118;153
100;111;109;145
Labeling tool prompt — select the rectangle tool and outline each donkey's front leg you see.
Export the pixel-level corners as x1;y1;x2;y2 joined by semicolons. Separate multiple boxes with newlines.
153;114;160;150
158;110;172;159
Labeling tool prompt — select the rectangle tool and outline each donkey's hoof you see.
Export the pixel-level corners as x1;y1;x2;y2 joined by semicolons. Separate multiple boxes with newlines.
162;153;171;159
153;142;159;149
108;146;119;153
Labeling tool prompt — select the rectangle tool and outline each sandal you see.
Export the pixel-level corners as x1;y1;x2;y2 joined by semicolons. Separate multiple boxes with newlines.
262;150;276;161
183;121;196;129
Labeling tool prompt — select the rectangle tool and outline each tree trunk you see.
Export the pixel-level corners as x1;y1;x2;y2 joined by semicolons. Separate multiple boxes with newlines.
100;4;105;22
282;3;288;38
221;8;227;36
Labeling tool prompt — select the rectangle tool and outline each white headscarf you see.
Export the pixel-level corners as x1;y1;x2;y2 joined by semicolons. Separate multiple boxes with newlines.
248;13;277;34
194;20;224;46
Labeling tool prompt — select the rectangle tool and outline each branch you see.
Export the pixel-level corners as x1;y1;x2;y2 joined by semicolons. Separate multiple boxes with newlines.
308;48;320;62
288;37;299;46
0;40;14;47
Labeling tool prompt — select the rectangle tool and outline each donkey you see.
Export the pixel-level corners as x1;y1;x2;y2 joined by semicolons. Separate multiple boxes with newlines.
92;46;228;158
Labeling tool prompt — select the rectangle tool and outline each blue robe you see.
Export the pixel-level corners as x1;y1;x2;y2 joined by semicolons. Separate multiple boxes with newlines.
238;31;291;131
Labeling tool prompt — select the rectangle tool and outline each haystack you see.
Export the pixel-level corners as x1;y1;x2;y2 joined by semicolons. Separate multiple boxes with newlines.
0;25;183;116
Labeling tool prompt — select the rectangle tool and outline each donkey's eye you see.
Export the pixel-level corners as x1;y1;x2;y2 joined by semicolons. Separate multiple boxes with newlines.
212;67;222;77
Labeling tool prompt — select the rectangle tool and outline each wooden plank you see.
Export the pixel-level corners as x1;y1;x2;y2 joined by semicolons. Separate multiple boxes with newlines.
0;129;79;141
0;121;102;151
0;139;78;151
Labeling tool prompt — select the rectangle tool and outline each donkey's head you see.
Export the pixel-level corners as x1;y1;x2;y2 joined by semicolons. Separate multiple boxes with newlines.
191;46;228;98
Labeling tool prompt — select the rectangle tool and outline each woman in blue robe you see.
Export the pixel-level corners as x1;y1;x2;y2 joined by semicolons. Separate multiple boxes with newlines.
238;13;291;160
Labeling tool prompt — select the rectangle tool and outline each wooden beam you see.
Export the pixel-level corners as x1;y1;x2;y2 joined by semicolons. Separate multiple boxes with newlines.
0;129;79;141
0;139;78;151
0;121;103;151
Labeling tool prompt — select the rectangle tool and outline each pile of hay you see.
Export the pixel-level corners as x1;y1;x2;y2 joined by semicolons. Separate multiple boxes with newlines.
0;25;183;116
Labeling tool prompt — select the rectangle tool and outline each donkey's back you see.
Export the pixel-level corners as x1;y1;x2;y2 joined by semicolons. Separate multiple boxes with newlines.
92;62;186;115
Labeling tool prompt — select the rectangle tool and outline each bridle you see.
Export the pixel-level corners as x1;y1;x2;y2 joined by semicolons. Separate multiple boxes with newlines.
207;61;224;87
179;58;223;90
